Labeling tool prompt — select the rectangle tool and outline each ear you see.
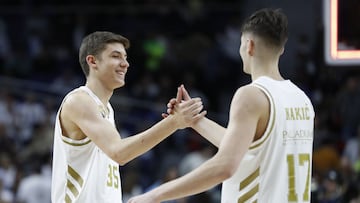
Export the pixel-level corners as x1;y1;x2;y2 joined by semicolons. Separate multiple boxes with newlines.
86;55;97;70
247;39;255;56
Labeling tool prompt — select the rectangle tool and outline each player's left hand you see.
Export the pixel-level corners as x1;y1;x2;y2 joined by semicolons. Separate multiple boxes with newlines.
127;193;159;203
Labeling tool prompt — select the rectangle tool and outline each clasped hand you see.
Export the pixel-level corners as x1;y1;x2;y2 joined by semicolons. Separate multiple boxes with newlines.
163;85;206;129
127;85;206;203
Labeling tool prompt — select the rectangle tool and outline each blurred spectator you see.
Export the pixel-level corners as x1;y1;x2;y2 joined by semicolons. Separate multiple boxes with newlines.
313;112;337;149
342;125;360;174
145;164;179;203
16;162;51;203
216;17;241;63
15;93;46;145
334;75;360;140
0;125;15;157
342;179;360;203
317;170;344;203
0;90;18;140
18;123;53;166
0;179;13;203
0;154;17;193
50;68;83;95
313;138;341;177
178;145;214;176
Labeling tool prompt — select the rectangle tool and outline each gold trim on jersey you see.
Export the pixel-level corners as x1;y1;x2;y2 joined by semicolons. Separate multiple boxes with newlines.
249;84;275;150
62;137;92;146
238;167;260;203
240;167;260;189
65;165;84;202
67;180;79;197
65;194;71;203
238;184;259;203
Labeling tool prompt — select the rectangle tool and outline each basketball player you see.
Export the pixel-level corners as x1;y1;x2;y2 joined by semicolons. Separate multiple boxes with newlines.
128;8;315;203
51;31;206;203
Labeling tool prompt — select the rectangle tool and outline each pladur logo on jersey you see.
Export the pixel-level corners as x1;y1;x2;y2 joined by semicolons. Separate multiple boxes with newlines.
282;129;313;145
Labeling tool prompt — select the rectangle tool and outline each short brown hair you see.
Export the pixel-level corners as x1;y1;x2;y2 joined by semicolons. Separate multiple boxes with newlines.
241;8;288;48
79;31;130;77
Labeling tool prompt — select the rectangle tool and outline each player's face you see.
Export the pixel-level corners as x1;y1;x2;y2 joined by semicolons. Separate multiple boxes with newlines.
96;43;129;89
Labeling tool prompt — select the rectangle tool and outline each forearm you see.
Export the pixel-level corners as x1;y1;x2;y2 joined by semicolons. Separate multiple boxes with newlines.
114;116;178;165
151;155;230;202
192;117;225;147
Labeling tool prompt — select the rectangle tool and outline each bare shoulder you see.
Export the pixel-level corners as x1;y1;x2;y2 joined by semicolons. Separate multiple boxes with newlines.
61;90;96;118
232;85;269;111
230;85;270;139
60;90;100;139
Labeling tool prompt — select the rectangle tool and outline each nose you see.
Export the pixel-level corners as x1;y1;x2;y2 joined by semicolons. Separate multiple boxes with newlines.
121;60;129;68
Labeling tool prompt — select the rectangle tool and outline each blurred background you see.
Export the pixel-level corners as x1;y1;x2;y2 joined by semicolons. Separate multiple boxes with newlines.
0;0;360;202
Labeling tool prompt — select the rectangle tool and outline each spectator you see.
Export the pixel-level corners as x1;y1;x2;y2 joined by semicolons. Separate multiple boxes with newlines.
0;179;13;203
334;75;360;140
317;170;344;203
16;163;51;203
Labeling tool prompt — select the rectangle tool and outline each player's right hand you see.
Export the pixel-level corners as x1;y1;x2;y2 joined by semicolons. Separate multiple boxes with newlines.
163;85;206;129
161;84;194;118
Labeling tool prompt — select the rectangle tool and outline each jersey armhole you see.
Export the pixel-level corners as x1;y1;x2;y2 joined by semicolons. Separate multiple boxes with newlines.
249;83;276;150
57;89;92;147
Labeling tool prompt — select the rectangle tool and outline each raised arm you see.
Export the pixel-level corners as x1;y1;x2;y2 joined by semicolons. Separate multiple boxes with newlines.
191;117;225;147
127;85;268;203
164;85;225;147
61;89;205;166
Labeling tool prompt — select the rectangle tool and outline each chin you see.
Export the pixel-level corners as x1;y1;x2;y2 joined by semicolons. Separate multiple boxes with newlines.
243;67;250;75
114;81;125;89
118;82;125;88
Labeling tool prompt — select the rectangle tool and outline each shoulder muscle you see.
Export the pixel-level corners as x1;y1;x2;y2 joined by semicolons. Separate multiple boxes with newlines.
60;91;104;138
231;85;268;118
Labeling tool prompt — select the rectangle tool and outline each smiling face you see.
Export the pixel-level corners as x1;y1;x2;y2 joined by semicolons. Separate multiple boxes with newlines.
90;42;129;90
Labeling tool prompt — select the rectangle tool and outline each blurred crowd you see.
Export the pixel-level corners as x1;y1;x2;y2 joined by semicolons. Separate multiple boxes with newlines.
1;1;360;203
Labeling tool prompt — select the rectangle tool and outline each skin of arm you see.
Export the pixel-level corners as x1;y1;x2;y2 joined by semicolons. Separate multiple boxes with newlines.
164;85;225;147
60;90;205;166
127;85;269;203
191;117;225;147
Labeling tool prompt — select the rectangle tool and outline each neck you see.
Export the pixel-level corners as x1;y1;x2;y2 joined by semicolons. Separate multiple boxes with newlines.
250;58;283;81
85;78;113;106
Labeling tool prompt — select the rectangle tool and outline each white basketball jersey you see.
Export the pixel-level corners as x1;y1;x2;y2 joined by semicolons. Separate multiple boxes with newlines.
221;76;315;203
51;86;122;203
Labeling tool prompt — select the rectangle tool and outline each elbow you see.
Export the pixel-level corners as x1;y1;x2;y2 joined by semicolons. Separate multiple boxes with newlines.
220;166;236;180
218;158;238;180
117;158;128;166
112;153;130;166
210;165;234;183
212;158;237;181
114;151;132;166
108;146;131;166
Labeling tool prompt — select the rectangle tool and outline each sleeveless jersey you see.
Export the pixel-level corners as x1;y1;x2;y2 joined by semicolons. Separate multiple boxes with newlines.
221;76;315;203
51;86;122;203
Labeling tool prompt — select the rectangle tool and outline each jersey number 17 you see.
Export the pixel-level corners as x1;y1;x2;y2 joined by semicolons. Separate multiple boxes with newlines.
287;153;311;202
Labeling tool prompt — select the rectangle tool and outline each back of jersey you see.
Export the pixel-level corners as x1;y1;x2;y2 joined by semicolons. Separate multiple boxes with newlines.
221;76;315;203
